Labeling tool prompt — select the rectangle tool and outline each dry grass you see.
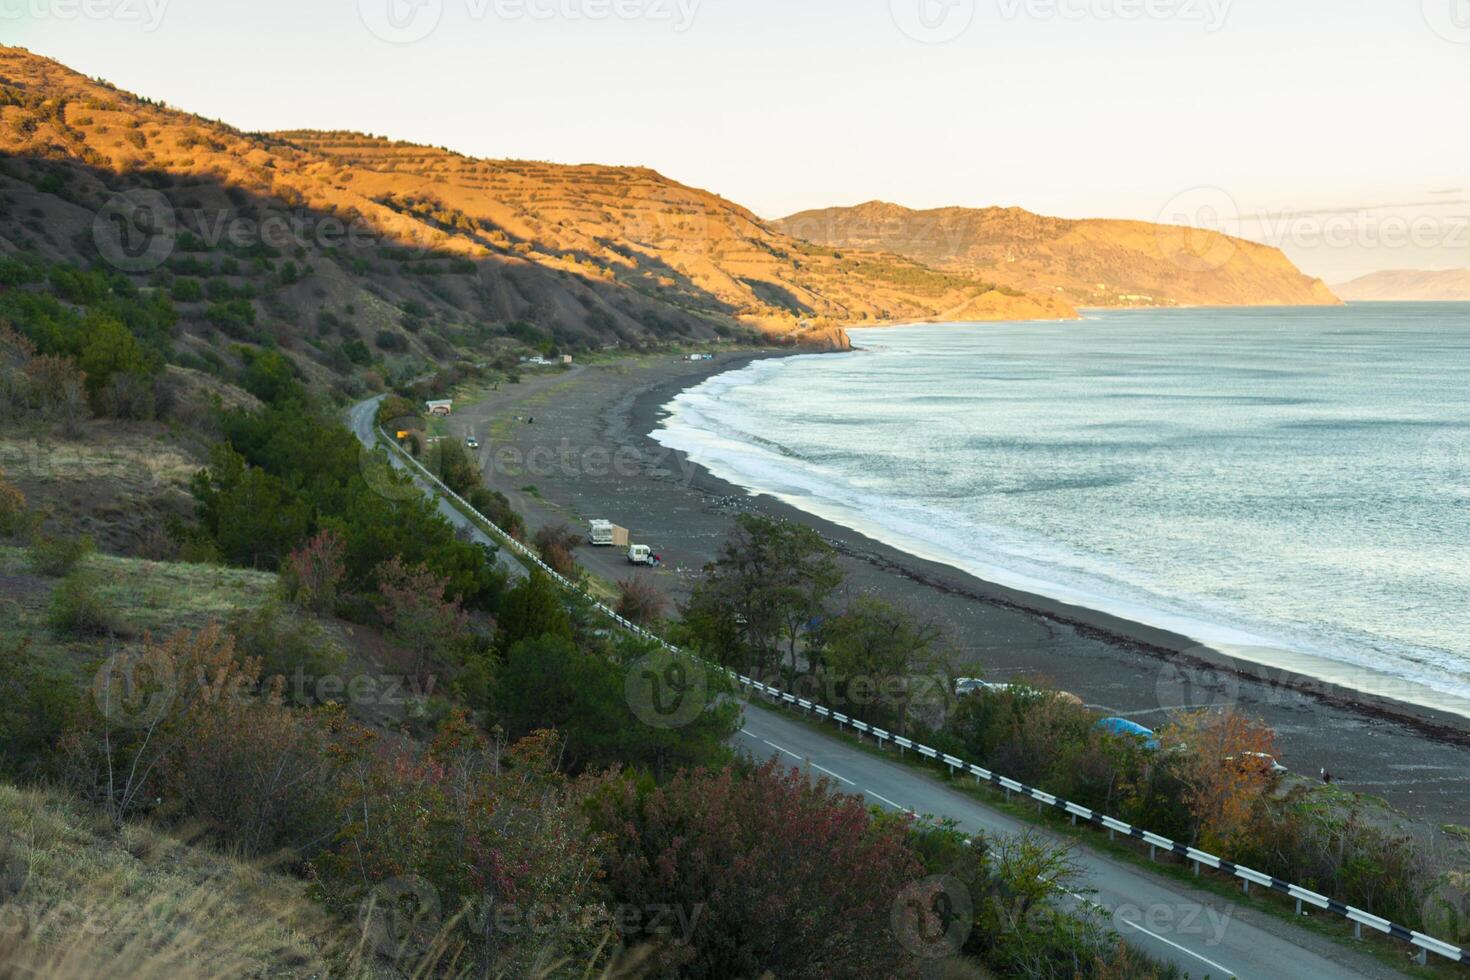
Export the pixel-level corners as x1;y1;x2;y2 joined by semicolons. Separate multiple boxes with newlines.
0;545;277;678
0;780;684;980
0;427;200;556
0;782;338;978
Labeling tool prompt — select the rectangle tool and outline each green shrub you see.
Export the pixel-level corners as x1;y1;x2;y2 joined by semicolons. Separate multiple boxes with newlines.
170;277;203;301
47;572;119;636
27;532;94;577
227;600;345;706
0;638;78;779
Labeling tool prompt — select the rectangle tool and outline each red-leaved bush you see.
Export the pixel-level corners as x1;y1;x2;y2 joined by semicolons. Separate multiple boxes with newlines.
593;760;926;979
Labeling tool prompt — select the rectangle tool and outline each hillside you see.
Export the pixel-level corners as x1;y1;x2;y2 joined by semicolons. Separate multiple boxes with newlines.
1334;268;1470;302
0;46;1073;388
777;201;1341;310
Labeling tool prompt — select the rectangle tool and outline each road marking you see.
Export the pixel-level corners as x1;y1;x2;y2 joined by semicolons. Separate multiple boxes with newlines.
741;730;890;798
865;790;916;815
810;762;855;786
1117;916;1237;978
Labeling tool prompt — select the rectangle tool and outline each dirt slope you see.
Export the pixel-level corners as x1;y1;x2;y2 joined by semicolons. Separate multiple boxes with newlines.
0;46;1071;374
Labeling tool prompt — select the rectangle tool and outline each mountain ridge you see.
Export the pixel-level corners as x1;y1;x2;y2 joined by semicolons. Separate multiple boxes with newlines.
1333;268;1470;302
776;200;1341;310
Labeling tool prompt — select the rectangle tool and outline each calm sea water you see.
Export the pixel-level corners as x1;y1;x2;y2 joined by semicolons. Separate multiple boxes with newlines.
654;304;1470;713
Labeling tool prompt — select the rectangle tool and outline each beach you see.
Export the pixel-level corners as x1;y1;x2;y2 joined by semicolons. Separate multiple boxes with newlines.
453;351;1470;830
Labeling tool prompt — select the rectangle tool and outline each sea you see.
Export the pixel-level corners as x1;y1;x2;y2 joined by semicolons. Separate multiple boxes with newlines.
652;304;1470;717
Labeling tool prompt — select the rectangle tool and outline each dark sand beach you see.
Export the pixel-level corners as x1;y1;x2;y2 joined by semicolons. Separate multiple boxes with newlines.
452;351;1470;830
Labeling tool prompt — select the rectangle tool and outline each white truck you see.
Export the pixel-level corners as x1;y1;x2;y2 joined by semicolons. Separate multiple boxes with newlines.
588;520;630;547
627;544;657;566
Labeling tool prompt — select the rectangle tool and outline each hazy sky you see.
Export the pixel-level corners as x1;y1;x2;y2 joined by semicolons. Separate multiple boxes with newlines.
6;0;1467;281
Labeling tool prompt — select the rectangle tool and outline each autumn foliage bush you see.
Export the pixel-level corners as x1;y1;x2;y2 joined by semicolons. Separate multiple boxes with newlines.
59;624;342;852
593;761;926;979
312;723;613;976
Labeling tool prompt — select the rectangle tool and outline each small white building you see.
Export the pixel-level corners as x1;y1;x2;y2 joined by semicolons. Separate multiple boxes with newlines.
425;399;453;417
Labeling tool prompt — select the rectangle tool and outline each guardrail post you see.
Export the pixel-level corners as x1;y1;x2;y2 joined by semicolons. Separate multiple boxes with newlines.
1071;813;1077;826
1192;860;1199;877
1242;879;1250;895
1353;921;1362;941
1295;898;1302;916
1149;844;1156;862
1415;948;1427;966
1108;828;1115;842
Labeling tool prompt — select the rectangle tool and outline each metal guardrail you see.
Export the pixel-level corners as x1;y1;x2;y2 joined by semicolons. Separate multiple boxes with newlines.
377;427;1469;969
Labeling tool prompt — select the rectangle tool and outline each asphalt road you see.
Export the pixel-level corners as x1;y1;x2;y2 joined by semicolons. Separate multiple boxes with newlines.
735;706;1405;980
346;395;526;582
346;393;1408;980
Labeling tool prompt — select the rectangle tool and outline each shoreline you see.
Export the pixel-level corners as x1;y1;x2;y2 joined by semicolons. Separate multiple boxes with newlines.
628;353;1470;745
454;345;1470;826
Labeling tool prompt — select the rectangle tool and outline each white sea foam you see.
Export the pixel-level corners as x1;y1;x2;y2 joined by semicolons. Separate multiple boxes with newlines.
653;308;1470;717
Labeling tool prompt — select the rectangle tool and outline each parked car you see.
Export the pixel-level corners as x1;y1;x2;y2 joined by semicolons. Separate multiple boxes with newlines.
627;544;659;566
1226;752;1288;775
954;678;1085;706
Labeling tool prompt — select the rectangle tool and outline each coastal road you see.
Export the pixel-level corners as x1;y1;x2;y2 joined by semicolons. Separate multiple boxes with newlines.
735;706;1406;980
346;392;1408;980
346;395;527;582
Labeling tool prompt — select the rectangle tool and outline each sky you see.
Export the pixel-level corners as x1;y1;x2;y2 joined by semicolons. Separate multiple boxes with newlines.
4;0;1467;282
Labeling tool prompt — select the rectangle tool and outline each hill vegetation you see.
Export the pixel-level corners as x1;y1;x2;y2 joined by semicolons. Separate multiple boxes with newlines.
777;201;1341;310
0;44;1077;397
